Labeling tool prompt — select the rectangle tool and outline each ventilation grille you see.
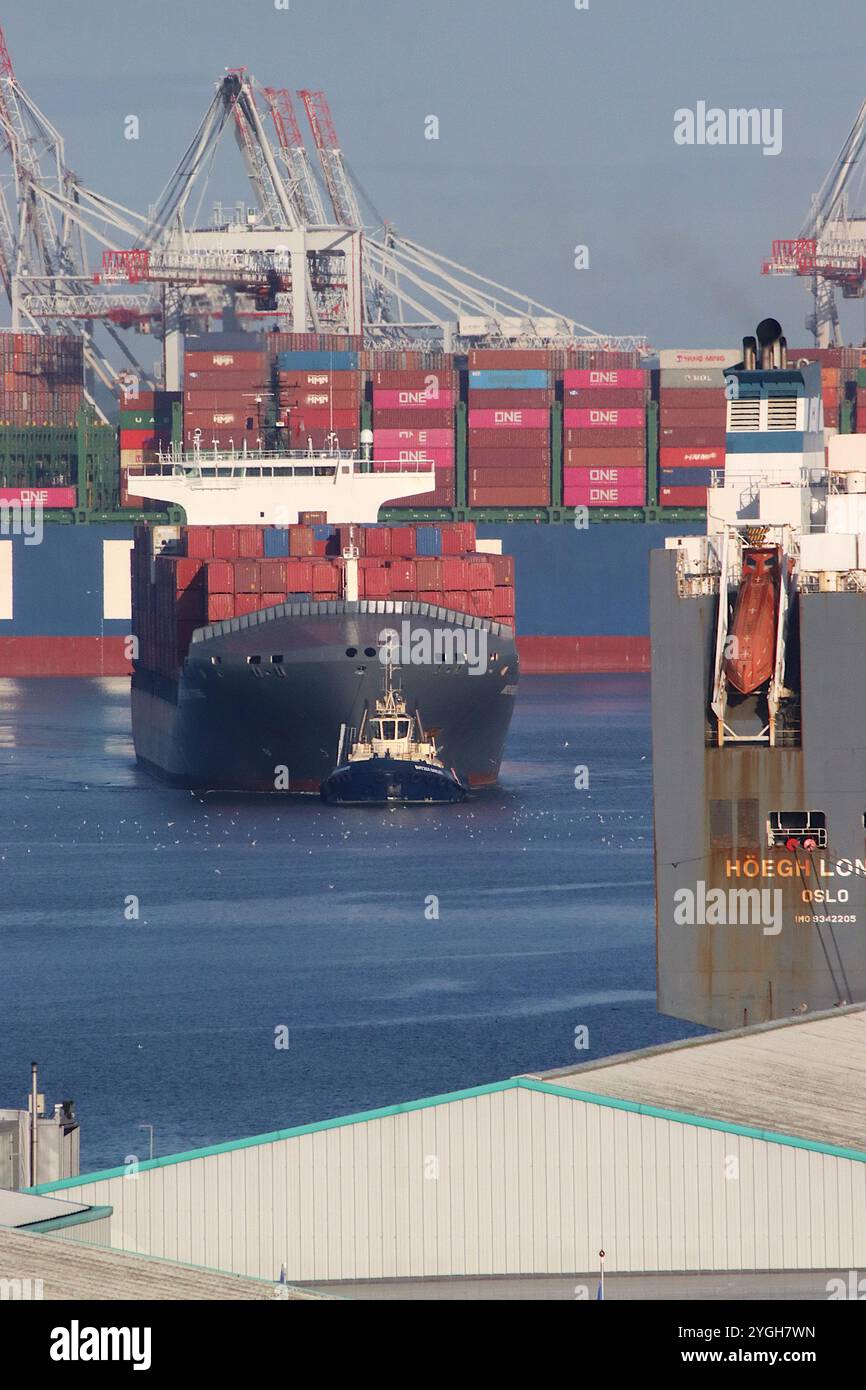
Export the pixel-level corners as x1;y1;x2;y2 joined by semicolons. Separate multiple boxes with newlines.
728;399;761;431
767;397;799;431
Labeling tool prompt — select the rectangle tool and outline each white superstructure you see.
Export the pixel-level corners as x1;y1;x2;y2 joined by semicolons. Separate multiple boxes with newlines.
124;443;436;525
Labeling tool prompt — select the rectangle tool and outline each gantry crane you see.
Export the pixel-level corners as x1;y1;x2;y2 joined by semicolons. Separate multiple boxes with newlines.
763;96;866;346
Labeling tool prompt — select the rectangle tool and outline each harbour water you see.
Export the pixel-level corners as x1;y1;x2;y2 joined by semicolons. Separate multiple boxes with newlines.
0;675;705;1172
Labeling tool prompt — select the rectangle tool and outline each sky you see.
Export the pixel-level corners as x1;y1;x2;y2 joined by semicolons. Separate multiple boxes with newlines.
5;0;866;347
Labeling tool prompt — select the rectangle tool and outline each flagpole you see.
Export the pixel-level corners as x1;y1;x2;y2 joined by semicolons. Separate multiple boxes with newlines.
599;1247;605;1301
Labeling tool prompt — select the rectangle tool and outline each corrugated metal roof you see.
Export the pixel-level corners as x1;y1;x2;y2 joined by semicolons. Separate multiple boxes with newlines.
0;1227;331;1300
526;1004;866;1152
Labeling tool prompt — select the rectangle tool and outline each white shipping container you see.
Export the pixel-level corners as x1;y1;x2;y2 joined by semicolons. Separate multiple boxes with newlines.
827;433;866;473
827;493;866;535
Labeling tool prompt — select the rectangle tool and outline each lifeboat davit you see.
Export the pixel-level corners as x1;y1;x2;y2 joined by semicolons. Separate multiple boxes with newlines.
723;546;780;695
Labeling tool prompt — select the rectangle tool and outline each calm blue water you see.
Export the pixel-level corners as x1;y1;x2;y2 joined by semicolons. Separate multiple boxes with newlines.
0;675;705;1172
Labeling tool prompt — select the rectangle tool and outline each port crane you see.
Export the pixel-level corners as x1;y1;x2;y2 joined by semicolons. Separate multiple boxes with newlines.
763;96;866;346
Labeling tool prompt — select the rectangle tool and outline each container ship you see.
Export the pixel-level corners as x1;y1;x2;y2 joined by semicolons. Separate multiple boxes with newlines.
652;319;866;1031
0;329;863;677
128;451;518;791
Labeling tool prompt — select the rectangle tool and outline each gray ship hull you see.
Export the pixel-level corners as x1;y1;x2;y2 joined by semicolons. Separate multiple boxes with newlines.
132;599;518;793
651;548;866;1030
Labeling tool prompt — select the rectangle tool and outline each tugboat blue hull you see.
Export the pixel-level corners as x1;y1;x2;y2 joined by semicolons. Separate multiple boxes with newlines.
321;757;467;805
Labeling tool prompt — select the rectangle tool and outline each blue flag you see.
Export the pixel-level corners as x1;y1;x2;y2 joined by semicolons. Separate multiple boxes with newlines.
596;1280;604;1300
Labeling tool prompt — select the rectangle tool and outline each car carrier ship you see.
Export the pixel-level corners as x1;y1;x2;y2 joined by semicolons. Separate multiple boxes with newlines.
128;446;518;792
652;319;866;1031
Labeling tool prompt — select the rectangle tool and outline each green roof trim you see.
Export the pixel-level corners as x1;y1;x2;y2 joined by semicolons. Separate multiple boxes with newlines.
23;1204;114;1235
29;1075;866;1196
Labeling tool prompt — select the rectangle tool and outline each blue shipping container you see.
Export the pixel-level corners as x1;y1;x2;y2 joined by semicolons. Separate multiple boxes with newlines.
658;467;715;488
276;351;359;371
468;370;550;390
313;524;333;541
415;526;442;556
264;529;290;557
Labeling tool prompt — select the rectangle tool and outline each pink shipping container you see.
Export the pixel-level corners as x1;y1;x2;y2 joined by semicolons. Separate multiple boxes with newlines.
373;427;453;450
563;483;646;506
372;388;455;409
372;447;454;469
563;465;645;487
563;368;646;389
563;407;645;429
468;407;549;429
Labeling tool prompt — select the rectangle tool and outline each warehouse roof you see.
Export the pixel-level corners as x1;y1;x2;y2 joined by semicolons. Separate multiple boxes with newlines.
0;1226;331;1300
526;1004;866;1153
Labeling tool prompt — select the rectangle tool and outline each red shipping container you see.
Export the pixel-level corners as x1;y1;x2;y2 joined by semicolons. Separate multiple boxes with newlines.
361;566;391;599
415;557;442;587
470;467;550;487
173;556;205;588
417;590;444;605
469;485;549;505
659;486;708;507
288;526;314;557
468;407;549;429
659;445;724;468
370;370;456;389
563;407;645;429
372;409;453;428
488;554;514;585
444;590;470;610
563;368;646;389
468;349;552;368
564;427;645;448
363;528;392;557
564;446;645;469
467;389;553;407
390;559;417;588
261;594;285;608
464;559;494;590
389;526;417;555
184;350;266;371
205;560;234;593
564;389;646;408
441;523;476;553
207;593;234;621
442;557;467;588
564;465;645;487
468;590;494;618
183;527;214;558
657;388;726;410
285;559;313;591
312;562;339;594
469;428;549;448
468;446;551;468
259;559;287;590
283;408;359;428
233;560;260;595
234;593;262;616
563;483;646;506
659;427;726;447
658;406;725;428
236;526;264;557
212;528;239;559
493;586;516;618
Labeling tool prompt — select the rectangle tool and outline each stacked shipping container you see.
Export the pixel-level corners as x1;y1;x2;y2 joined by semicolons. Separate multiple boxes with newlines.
131;520;514;676
275;350;361;452
0;332;83;426
119;388;179;508
184;338;268;451
467;351;551;506
656;350;736;508
371;367;456;506
562;368;647;507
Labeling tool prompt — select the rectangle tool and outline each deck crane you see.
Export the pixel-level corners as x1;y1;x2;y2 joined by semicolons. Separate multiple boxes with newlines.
763;96;866;345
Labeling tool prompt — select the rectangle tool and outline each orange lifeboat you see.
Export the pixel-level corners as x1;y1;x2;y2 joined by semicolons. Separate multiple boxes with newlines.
723;546;780;695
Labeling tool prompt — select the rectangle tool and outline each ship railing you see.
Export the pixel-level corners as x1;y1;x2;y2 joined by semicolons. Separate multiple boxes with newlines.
127;448;436;479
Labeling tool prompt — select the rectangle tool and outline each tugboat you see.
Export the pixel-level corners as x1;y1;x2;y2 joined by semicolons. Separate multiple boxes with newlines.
320;666;468;805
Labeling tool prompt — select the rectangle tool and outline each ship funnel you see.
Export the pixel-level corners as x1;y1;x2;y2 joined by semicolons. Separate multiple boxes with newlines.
756;317;784;369
779;335;788;368
742;336;757;370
